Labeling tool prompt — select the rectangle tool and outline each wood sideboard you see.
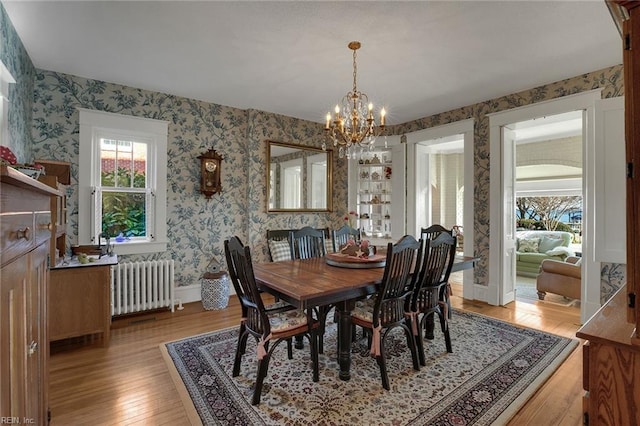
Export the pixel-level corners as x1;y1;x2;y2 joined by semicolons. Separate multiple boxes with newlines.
576;285;640;425
1;165;62;425
49;255;117;345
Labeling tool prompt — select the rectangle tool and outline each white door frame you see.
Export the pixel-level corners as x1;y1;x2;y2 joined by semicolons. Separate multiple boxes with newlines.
402;119;476;300
500;126;517;305
488;89;602;323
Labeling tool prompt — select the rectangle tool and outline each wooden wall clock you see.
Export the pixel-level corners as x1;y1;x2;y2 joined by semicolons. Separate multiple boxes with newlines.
197;149;223;199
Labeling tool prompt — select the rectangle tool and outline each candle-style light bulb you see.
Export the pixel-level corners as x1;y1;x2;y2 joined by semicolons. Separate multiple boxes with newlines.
325;113;331;129
380;108;386;126
368;103;374;119
335;105;340;116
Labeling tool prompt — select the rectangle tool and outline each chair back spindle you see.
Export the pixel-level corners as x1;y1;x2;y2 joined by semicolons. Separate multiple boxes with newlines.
289;226;327;260
374;235;423;328
332;225;361;253
412;232;457;313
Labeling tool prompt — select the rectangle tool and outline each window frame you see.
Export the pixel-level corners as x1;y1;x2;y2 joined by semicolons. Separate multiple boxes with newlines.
0;61;15;146
78;108;168;255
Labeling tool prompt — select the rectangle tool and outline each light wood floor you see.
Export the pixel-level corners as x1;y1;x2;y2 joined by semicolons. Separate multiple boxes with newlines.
48;279;584;426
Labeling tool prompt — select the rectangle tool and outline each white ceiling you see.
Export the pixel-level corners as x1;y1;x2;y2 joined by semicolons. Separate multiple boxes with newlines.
3;1;622;126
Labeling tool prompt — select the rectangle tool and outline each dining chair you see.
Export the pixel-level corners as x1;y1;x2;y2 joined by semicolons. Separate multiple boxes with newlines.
288;226;331;352
289;226;327;259
351;235;422;390
409;232;457;366
224;236;319;405
332;225;361;253
420;224;452;241
419;224;454;339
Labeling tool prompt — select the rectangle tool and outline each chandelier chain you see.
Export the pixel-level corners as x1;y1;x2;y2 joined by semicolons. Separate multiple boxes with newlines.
352;48;358;95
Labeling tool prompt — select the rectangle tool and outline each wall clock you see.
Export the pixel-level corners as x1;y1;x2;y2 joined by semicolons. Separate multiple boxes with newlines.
197;149;223;199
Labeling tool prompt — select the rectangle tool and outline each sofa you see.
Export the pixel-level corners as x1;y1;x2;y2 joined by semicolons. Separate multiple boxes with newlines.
515;230;574;277
536;256;581;300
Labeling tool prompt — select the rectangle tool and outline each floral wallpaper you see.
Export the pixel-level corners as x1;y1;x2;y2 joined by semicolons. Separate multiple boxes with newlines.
0;3;35;162
30;71;345;287
1;3;626;300
387;65;625;295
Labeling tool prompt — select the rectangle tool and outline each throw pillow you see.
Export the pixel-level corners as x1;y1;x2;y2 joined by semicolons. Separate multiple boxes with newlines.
545;246;575;257
518;238;540;253
538;235;564;253
268;239;291;262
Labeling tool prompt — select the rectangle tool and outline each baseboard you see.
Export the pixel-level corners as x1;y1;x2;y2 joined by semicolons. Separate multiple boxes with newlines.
473;284;489;303
174;283;201;306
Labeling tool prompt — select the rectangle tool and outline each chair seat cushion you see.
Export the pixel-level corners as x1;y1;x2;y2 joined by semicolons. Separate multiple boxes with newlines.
264;300;296;314
269;309;310;332
265;300;294;312
352;298;375;323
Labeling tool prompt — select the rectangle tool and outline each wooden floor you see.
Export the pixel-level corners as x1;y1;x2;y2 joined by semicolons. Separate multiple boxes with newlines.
48;280;584;426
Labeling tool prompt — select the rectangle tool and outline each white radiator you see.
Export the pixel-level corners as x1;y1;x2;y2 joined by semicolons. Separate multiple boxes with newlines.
111;260;175;316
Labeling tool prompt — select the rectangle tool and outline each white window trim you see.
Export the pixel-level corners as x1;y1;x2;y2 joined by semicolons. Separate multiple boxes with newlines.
0;61;16;146
78;108;168;255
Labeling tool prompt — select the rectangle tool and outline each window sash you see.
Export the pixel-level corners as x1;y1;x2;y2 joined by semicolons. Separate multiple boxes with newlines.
92;187;155;245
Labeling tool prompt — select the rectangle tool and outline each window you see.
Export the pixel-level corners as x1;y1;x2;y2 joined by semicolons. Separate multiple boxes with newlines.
78;109;168;255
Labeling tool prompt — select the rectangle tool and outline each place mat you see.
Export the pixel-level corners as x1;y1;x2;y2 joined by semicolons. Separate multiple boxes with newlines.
325;252;386;268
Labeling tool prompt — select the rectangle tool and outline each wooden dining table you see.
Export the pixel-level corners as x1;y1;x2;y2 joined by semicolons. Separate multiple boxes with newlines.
252;254;477;381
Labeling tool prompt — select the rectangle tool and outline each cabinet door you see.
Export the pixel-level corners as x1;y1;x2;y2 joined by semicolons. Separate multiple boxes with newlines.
0;255;29;420
28;243;48;424
49;265;110;342
0;243;48;425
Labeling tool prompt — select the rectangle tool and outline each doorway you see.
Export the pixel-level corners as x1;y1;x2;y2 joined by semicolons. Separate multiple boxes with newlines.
488;90;602;323
403;119;475;300
510;111;583;307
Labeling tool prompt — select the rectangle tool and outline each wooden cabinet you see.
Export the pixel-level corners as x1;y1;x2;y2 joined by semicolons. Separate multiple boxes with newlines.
610;0;640;335
577;286;640;425
1;165;60;425
577;3;640;424
49;256;117;345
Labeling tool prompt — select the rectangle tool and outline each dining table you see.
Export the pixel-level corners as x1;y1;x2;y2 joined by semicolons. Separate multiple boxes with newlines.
252;254;478;381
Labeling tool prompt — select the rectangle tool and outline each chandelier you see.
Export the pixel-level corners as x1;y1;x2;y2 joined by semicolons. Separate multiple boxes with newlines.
323;41;386;159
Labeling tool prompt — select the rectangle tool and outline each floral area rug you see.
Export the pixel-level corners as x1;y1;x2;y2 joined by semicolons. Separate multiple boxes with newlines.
161;310;577;425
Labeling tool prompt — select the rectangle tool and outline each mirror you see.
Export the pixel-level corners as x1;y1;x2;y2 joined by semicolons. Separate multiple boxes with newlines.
267;141;333;212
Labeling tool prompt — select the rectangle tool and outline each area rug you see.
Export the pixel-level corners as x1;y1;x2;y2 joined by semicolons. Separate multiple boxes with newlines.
515;276;580;307
161;310;577;425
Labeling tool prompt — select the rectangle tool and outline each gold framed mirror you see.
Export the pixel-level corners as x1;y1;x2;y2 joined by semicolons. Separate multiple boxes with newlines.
267;141;333;212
